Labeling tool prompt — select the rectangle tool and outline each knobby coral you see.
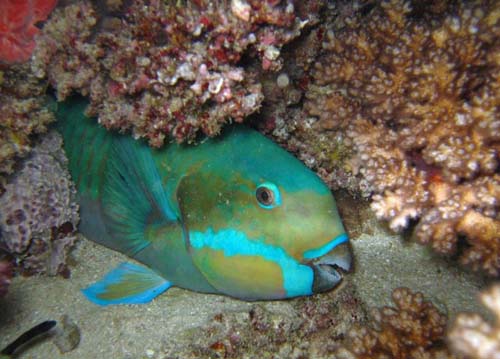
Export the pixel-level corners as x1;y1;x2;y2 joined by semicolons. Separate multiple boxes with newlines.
0;0;58;63
292;0;500;275
0;130;79;277
32;0;312;145
448;284;500;359
335;287;456;359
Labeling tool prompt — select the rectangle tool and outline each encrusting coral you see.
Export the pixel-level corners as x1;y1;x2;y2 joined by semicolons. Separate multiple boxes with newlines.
335;287;457;359
31;0;313;145
0;65;55;193
0;0;58;192
267;0;500;276
0;131;79;277
448;284;500;359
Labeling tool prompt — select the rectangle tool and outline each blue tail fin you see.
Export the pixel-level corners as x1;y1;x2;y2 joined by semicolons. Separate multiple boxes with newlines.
82;262;171;306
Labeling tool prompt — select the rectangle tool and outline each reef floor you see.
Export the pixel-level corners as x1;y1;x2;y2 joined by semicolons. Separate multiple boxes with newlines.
0;198;487;358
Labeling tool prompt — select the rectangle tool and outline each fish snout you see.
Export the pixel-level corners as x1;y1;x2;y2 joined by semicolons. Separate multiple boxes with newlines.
310;241;352;294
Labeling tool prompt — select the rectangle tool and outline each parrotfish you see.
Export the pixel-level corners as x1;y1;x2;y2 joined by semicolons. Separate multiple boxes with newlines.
55;97;352;306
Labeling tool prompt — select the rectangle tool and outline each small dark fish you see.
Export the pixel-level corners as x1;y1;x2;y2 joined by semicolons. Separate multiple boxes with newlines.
1;320;56;358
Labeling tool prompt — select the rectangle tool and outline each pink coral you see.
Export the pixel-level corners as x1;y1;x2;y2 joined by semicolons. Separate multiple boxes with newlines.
0;0;57;63
32;0;309;145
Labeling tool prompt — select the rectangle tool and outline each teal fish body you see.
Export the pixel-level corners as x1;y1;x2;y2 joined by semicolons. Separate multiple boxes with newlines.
56;97;352;305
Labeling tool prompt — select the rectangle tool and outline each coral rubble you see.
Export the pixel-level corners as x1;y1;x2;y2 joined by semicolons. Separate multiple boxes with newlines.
449;284;500;359
0;130;79;277
32;0;312;145
269;0;500;275
160;284;364;358
0;0;58;64
335;287;456;359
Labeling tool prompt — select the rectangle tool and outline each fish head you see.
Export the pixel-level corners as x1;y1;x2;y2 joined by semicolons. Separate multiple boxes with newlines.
177;127;352;300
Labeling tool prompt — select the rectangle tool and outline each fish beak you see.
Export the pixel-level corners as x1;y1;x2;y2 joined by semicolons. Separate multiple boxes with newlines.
310;241;352;294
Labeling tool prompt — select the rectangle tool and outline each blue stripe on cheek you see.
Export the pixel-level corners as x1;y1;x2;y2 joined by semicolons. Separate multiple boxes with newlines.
190;228;313;297
303;233;349;260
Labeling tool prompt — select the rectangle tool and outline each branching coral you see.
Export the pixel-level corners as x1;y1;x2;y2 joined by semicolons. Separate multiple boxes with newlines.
0;65;55;193
0;130;79;277
335;287;457;359
32;0;312;145
288;0;500;275
448;284;500;359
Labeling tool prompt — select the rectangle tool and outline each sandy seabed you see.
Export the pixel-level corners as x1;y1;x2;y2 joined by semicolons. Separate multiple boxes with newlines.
0;203;487;358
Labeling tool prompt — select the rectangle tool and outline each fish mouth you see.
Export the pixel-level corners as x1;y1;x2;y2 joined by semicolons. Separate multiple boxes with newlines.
309;241;352;294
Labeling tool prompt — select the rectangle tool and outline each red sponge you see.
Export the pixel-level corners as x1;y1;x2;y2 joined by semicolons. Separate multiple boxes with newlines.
0;0;57;64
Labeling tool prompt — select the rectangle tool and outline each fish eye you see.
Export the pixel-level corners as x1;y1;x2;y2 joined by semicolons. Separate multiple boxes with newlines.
256;187;274;206
256;183;281;209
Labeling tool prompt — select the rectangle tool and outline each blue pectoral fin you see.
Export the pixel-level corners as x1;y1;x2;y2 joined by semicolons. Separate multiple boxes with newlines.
82;262;172;306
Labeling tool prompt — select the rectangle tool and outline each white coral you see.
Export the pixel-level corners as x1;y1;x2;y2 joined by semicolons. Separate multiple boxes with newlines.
449;285;500;359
